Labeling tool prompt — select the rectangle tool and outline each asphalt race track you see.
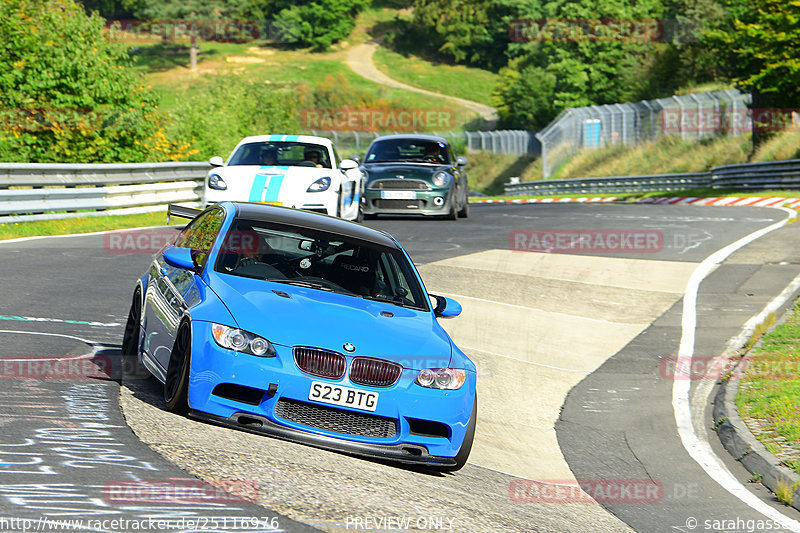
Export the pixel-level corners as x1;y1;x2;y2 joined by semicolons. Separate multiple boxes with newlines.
2;203;800;532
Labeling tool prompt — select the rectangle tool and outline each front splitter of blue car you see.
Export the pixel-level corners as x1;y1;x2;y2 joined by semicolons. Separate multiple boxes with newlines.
186;320;477;466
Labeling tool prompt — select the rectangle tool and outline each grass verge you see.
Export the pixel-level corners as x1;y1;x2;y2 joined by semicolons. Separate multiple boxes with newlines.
736;301;800;476
0;211;180;241
372;47;498;107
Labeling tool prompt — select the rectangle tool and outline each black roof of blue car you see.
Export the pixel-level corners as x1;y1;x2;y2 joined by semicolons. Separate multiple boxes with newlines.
229;202;400;249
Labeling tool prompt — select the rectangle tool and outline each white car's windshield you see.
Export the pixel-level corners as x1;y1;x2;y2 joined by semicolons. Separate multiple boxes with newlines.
228;141;332;169
215;218;429;311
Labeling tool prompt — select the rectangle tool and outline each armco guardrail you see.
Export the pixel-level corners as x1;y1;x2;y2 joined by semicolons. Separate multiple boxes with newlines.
711;159;800;190
505;173;710;196
505;159;800;196
0;162;209;222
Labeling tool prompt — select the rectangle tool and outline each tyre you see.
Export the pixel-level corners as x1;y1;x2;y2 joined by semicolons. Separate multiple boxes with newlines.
121;288;141;358
444;197;458;221
355;202;364;223
121;287;148;379
164;322;192;414
457;196;469;218
438;395;476;472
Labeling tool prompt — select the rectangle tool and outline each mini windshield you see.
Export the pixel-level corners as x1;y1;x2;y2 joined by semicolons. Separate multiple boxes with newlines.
228;142;332;169
215;218;429;311
364;139;450;164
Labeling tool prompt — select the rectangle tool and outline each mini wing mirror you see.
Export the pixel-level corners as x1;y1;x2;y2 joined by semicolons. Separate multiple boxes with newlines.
340;159;358;171
209;156;224;167
430;294;462;318
456;156;468;167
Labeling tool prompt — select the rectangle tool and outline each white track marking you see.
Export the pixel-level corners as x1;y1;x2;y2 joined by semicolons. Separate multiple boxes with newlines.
673;207;800;531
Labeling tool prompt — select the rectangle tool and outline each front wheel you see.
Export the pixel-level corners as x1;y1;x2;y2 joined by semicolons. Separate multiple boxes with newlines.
457;196;469;218
164;322;192;414
444;197;458;221
121;288;141;358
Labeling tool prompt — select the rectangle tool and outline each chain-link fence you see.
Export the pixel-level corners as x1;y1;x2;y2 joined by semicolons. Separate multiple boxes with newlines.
304;130;539;159
535;89;752;179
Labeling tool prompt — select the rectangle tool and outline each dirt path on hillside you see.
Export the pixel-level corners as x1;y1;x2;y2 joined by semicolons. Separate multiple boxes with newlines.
346;40;498;124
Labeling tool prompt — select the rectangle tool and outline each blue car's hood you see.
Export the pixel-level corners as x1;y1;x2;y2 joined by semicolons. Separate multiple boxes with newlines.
207;273;452;367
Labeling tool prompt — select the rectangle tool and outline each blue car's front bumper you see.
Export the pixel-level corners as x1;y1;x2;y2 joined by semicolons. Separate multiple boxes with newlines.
187;321;476;466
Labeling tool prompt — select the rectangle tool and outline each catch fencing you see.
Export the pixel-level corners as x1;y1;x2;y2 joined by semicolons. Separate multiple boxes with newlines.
536;90;752;179
504;159;800;196
306;130;539;157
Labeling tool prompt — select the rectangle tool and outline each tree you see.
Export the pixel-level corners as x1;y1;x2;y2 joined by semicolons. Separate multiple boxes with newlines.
0;0;194;162
705;0;800;108
272;0;369;50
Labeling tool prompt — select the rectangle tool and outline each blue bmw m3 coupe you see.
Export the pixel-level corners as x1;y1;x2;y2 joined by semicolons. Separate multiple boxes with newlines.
122;201;477;470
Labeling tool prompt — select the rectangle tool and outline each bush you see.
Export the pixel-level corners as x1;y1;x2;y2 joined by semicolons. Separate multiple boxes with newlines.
165;77;301;159
273;0;370;50
0;0;194;162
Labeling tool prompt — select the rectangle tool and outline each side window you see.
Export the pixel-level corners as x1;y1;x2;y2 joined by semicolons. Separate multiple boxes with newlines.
174;208;225;268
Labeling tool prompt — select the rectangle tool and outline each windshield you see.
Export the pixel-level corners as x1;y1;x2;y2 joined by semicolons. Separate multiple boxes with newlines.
364;139;450;164
228;141;333;169
215;218;429;311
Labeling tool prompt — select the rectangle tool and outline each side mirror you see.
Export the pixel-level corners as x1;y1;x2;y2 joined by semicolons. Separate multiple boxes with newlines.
456;156;468;167
163;247;198;271
340;159;358;171
430;294;462;318
349;155;361;164
209;156;224;167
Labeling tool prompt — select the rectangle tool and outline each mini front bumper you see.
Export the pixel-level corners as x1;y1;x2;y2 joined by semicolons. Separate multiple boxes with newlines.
363;188;453;216
187;321;476;462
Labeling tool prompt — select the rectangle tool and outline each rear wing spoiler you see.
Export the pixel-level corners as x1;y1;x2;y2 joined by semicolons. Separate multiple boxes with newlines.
167;204;202;224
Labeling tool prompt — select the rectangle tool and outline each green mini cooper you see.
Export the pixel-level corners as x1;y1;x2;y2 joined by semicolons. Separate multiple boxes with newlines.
360;135;469;220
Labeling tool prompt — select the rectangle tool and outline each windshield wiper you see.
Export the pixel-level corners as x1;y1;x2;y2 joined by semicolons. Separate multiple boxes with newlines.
267;279;334;291
358;294;419;309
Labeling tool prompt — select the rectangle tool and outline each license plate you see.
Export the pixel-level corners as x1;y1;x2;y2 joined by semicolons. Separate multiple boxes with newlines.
381;190;417;200
308;381;378;412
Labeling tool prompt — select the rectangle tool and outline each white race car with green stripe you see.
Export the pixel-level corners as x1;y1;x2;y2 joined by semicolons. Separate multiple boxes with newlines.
204;135;364;221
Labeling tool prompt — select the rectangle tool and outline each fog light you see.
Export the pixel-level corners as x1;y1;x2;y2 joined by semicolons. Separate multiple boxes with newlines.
433;197;444;206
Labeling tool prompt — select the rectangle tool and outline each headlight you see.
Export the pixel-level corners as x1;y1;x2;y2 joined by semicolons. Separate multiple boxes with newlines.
415;368;467;390
432;172;450;187
208;174;227;190
211;323;275;357
307;177;331;192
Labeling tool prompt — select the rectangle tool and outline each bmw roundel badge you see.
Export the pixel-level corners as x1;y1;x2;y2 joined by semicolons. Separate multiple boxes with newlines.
343;342;356;353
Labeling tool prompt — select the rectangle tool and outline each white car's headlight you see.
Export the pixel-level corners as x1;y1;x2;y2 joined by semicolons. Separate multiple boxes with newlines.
415;368;467;390
208;174;227;190
211;323;275;357
432;172;450;187
307;177;331;192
